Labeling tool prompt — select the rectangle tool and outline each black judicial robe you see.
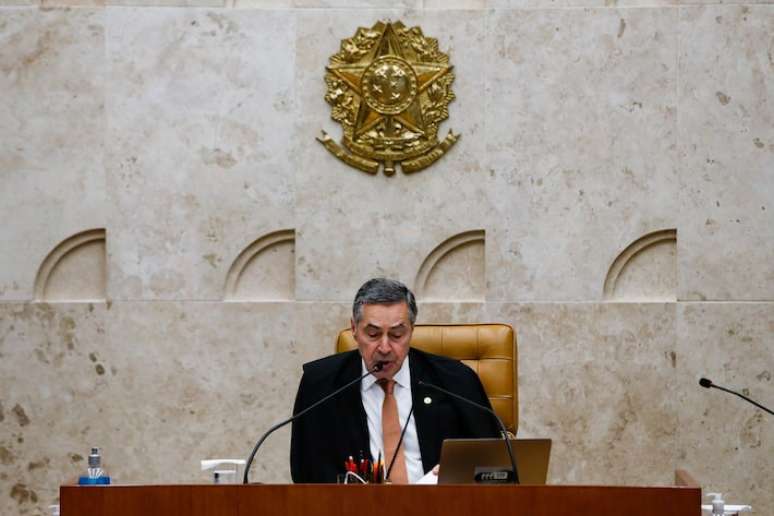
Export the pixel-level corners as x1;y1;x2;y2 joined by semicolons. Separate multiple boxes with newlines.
289;347;500;483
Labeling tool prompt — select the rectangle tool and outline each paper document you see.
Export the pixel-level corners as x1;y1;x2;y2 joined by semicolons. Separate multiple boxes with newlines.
416;470;438;485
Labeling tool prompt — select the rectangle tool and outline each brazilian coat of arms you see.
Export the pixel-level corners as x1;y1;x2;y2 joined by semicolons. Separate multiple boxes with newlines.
317;21;460;176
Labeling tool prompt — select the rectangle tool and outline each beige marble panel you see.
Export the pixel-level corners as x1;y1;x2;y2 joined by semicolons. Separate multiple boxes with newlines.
675;303;773;512
420;302;679;485
424;1;486;8
485;8;678;302
95;301;353;486
679;0;774;5
229;0;289;6
228;240;296;301
41;239;108;302
294;10;496;301
490;0;676;7
0;301;310;515
37;0;105;6
678;6;774;301
422;239;486;301
107;0;223;5
0;8;106;301
98;301;303;485
294;301;353;361
607;238;677;301
292;0;420;7
105;8;297;301
0;303;109;515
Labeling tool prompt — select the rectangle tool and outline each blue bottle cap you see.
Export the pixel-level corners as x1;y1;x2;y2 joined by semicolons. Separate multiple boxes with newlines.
78;476;111;485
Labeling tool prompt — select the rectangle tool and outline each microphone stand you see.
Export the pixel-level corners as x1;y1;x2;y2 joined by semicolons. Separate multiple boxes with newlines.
243;363;383;484
418;380;519;483
700;378;773;416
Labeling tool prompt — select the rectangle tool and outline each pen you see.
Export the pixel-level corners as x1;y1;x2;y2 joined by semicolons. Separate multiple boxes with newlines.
371;450;382;484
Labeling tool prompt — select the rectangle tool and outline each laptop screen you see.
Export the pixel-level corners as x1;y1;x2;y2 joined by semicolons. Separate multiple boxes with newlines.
437;438;551;485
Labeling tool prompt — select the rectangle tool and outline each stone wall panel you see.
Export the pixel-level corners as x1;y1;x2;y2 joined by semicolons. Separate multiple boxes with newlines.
0;8;106;301
677;5;774;301
485;8;678;302
105;8;297;301
675;302;774;512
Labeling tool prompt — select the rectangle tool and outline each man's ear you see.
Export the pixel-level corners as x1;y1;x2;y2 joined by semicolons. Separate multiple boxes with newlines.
350;318;356;335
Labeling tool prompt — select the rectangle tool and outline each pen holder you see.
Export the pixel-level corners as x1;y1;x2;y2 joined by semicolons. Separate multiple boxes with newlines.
337;471;388;484
341;454;385;484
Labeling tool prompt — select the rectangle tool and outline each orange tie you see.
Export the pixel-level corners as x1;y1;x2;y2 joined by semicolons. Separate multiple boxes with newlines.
378;379;408;484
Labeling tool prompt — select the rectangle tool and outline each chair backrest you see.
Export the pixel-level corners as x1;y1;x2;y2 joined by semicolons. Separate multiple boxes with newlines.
335;323;518;433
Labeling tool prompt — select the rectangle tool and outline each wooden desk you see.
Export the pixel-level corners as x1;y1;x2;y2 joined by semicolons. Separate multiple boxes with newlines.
61;484;701;516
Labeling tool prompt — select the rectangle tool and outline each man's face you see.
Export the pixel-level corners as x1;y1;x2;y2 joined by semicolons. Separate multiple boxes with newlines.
352;302;413;380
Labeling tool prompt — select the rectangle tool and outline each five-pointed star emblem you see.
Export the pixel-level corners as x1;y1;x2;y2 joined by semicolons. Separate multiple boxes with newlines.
318;20;460;175
327;22;453;139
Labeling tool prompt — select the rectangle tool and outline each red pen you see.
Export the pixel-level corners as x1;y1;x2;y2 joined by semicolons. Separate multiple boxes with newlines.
371;459;378;483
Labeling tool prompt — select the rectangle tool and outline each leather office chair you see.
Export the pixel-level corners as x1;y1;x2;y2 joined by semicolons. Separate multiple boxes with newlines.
336;323;518;434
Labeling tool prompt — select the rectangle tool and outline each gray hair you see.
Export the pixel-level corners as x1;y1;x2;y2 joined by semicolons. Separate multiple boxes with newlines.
352;278;418;325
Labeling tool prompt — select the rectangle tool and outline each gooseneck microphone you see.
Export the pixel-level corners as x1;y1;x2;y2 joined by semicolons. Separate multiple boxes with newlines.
243;362;384;484
417;380;519;483
699;378;773;416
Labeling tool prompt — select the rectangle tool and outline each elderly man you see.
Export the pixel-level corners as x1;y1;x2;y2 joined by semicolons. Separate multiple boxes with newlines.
290;278;499;483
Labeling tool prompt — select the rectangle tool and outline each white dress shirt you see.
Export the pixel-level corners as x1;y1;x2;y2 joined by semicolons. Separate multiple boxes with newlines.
361;356;424;483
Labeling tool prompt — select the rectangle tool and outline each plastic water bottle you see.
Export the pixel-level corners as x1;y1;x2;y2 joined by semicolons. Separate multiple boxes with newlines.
701;492;752;514
707;493;724;515
78;448;111;485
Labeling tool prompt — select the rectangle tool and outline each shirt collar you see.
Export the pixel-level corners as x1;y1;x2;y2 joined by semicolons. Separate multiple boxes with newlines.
361;353;411;391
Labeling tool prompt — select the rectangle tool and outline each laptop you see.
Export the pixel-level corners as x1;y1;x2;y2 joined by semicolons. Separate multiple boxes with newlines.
437;438;552;485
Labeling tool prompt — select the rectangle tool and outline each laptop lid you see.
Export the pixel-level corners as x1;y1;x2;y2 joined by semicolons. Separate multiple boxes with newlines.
437;438;552;485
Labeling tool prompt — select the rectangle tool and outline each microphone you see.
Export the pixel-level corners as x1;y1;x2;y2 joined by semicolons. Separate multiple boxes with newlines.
243;362;384;484
417;380;519;483
699;377;773;416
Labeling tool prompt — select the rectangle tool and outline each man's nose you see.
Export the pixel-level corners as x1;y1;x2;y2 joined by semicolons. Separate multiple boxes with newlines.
376;335;391;353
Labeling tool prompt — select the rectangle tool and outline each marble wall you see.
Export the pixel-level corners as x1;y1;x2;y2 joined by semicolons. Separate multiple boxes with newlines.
1;2;772;515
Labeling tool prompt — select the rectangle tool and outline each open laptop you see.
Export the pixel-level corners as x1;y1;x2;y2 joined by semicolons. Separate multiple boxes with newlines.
437;438;552;485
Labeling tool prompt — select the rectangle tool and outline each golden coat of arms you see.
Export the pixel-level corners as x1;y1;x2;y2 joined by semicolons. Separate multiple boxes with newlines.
317;21;459;176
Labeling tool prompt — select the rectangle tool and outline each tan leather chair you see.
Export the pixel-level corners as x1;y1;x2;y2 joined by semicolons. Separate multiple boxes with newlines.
336;323;518;434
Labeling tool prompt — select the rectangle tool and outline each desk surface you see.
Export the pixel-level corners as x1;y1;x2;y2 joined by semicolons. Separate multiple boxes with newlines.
61;483;701;516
